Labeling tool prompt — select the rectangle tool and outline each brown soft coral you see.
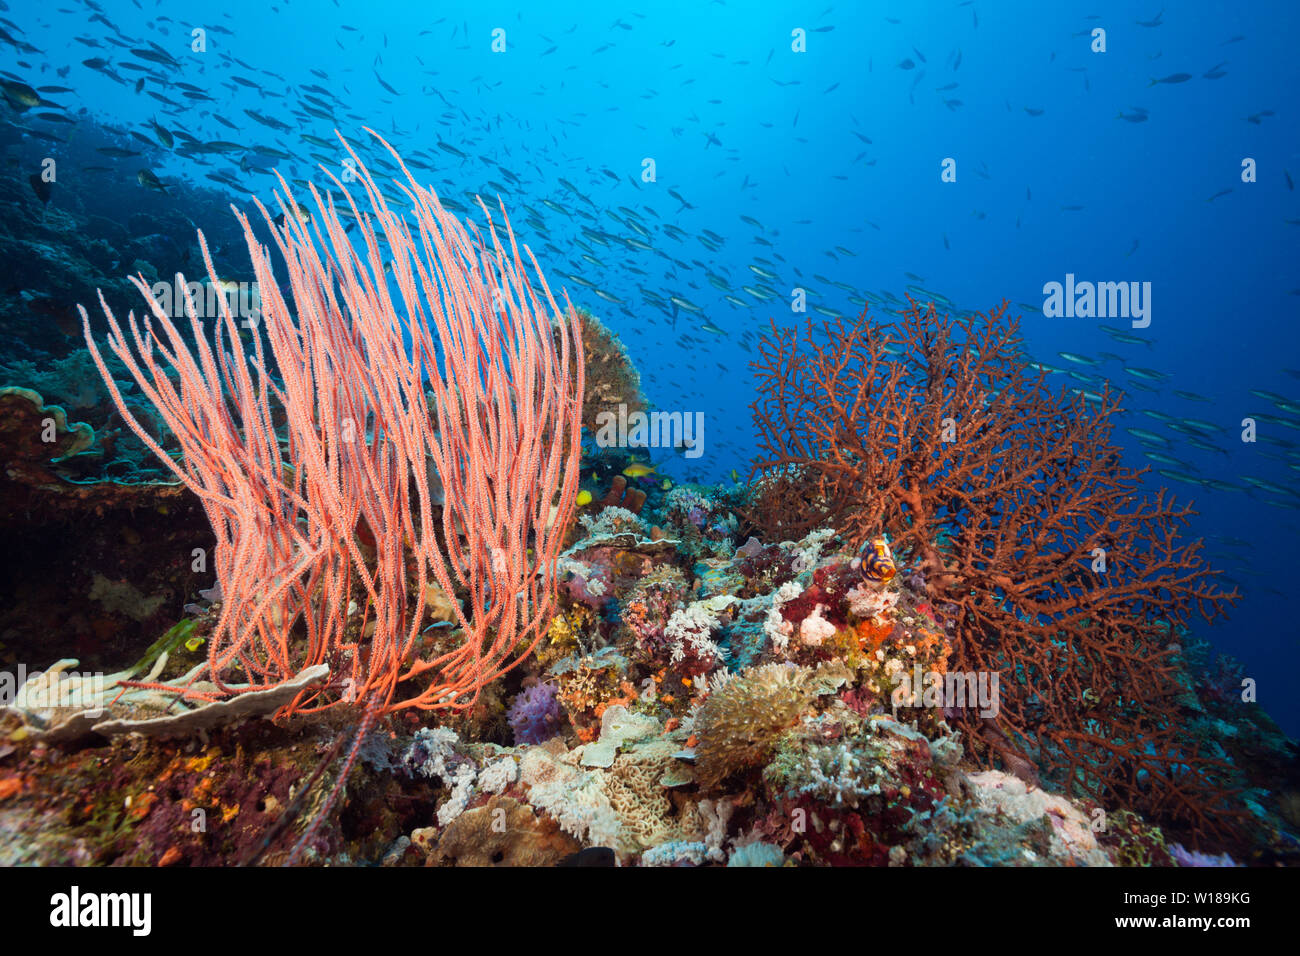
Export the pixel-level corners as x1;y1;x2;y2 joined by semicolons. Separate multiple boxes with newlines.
595;475;646;515
425;795;579;866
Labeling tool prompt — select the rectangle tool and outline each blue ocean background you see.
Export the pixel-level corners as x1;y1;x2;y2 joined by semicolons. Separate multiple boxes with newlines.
3;0;1297;732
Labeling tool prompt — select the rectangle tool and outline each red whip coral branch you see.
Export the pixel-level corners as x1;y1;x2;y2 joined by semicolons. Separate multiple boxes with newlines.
80;129;583;720
747;300;1241;845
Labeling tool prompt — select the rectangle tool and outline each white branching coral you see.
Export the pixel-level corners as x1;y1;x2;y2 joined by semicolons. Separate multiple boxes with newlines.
519;746;621;847
764;580;803;654
404;727;461;778
773;740;878;808
403;727;482;826
577;505;646;539
478;756;519;794
698;797;735;863
438;765;477;826
664;598;728;664
705;667;734;695
790;527;835;572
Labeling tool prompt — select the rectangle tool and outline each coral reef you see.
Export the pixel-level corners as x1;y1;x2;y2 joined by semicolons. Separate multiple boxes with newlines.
745;300;1243;847
573;306;647;439
2;495;1292;865
2;61;1292;874
1;284;1292;868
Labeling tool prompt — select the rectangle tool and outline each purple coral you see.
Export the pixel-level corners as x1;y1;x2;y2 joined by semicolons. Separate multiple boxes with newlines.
1169;844;1240;867
1195;653;1249;707
507;682;563;745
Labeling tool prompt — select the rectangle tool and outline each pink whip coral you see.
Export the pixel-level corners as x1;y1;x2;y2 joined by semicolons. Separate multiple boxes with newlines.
79;129;584;720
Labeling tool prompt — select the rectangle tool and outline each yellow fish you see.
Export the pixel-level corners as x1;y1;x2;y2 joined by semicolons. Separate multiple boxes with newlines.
576;489;593;506
660;479;673;491
622;462;656;478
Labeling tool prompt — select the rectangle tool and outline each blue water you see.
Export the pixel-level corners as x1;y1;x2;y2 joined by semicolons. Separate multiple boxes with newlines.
4;0;1297;731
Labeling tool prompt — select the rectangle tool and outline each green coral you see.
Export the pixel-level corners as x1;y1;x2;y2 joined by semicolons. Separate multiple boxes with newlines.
129;617;202;678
